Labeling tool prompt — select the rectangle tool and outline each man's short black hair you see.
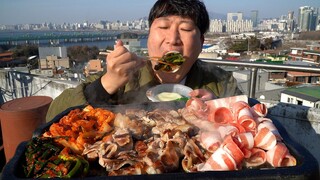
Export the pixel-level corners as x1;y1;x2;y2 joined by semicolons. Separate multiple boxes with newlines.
148;0;210;35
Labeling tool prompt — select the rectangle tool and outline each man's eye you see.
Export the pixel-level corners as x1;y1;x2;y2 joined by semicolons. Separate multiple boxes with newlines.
181;25;195;32
159;26;169;29
181;28;193;32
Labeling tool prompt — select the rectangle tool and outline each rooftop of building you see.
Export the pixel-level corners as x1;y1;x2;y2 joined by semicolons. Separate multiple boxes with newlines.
282;86;320;101
304;50;320;55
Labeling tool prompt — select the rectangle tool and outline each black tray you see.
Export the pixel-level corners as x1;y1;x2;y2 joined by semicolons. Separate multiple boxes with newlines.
2;100;319;180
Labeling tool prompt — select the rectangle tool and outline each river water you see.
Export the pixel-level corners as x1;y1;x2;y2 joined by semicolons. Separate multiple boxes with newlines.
55;38;148;49
0;30;148;49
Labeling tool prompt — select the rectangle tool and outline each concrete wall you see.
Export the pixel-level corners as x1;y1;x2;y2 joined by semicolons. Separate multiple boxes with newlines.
265;101;320;173
0;69;79;105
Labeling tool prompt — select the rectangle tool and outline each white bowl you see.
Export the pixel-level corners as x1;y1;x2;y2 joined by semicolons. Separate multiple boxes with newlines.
146;84;193;102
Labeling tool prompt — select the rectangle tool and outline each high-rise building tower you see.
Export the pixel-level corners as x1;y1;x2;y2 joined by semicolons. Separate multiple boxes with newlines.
298;6;318;31
287;11;295;32
227;12;243;21
226;12;253;33
288;11;294;20
316;8;320;31
251;10;259;28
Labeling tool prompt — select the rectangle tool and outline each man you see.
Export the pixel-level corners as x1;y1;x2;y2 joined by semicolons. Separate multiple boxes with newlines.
46;0;242;121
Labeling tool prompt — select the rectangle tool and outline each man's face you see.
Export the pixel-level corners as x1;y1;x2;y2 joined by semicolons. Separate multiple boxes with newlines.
147;15;203;83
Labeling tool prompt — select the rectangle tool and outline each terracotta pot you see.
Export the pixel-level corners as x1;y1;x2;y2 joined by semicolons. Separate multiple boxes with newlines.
0;96;52;163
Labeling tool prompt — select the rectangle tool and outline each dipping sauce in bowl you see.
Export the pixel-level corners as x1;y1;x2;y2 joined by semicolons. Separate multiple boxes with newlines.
157;92;183;101
146;84;192;102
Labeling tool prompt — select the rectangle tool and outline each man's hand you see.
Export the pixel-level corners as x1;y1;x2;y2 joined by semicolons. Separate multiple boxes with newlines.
189;89;217;101
100;40;145;94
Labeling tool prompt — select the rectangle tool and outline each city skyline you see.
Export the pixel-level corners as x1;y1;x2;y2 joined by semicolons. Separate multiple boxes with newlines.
0;0;319;25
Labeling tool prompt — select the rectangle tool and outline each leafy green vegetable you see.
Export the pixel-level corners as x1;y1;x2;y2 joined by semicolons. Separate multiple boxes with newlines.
154;51;185;72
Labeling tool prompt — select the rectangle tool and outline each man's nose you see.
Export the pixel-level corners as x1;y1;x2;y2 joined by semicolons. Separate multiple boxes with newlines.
165;28;182;45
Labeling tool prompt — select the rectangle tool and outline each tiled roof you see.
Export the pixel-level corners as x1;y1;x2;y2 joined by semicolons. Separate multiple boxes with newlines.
0;51;13;57
287;71;320;76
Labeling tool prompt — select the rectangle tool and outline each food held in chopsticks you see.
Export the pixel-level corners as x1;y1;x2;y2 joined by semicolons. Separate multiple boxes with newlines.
99;50;185;73
154;51;185;73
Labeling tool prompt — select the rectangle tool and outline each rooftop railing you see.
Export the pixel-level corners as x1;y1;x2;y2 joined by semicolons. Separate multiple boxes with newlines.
200;58;320;98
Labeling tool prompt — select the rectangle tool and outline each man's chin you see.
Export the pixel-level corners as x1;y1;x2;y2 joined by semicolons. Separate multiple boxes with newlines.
156;72;184;84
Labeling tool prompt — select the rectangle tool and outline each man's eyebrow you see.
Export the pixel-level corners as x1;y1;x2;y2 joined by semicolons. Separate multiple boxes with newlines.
155;17;195;25
155;17;170;21
156;17;196;26
180;20;195;25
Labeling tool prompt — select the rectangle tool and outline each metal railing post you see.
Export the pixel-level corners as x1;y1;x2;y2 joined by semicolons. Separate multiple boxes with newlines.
249;68;258;98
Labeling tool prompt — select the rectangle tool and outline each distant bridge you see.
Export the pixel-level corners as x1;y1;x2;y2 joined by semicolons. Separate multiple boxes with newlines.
0;31;149;45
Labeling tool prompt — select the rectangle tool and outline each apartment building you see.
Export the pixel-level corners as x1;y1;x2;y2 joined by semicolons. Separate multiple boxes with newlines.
38;47;70;70
289;42;320;64
84;59;104;77
39;55;70;70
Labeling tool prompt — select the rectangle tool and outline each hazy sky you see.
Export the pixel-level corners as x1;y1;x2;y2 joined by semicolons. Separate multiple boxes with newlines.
0;0;319;25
